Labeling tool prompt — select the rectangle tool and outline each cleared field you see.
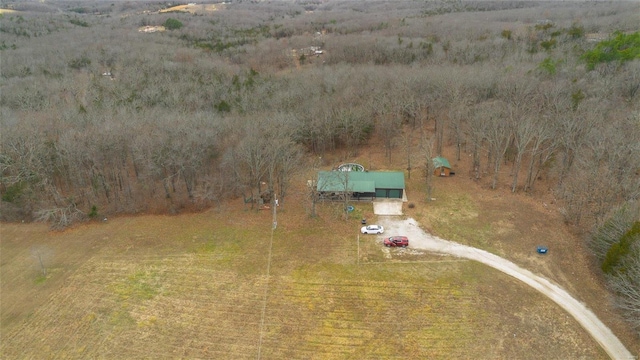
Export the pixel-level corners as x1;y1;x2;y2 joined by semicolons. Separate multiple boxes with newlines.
1;206;607;359
159;4;221;14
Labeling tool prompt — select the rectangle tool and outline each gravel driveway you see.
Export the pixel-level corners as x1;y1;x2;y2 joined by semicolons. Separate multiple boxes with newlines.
378;216;634;360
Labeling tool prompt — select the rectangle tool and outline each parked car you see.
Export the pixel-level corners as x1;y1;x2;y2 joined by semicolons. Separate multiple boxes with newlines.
536;246;548;254
361;225;384;234
384;236;409;247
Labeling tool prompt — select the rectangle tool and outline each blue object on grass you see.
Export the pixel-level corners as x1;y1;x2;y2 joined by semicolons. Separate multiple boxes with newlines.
346;205;355;212
537;246;548;254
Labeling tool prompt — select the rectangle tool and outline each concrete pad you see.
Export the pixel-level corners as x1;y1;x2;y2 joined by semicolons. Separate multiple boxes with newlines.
373;198;403;215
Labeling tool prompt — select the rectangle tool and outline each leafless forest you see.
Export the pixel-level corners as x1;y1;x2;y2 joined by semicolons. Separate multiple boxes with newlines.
1;0;638;224
1;0;639;338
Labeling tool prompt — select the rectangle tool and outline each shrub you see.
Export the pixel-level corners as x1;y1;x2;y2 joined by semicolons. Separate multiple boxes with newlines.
88;205;98;219
538;57;557;75
582;31;640;70
69;18;89;27
590;202;639;259
534;22;553;31
540;38;556;51
1;182;25;203
567;23;584;39
164;18;183;31
593;203;640;335
68;55;91;69
69;7;88;14
602;221;640;274
215;100;231;113
571;89;585;110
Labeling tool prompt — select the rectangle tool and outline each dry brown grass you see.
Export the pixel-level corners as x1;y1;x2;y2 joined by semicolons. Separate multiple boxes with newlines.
0;212;607;359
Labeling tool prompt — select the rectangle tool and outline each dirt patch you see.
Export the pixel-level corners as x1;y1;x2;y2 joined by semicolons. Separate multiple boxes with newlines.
138;26;165;33
159;4;222;14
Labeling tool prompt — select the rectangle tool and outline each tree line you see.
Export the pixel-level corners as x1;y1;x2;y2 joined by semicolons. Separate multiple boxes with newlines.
590;203;640;335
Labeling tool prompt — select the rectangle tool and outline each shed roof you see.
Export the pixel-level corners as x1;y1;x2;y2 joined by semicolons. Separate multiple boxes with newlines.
432;156;451;169
317;171;405;192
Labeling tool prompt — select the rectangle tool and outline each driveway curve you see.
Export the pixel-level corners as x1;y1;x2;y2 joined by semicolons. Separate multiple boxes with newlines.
379;217;634;360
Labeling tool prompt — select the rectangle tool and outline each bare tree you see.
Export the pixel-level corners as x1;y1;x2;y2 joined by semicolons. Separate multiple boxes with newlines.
275;142;304;206
227;113;305;210
429;69;465;157
0;123;52;209
31;245;53;278
307;157;323;218
421;136;435;201
35;202;85;230
503;83;540;193
523;114;557;192
263;114;304;206
466;104;490;181
554;100;599;184
334;107;373;158
400;127;414;179
448;97;470;162
484;102;511;190
235;119;271;207
556;100;639;225
373;96;403;163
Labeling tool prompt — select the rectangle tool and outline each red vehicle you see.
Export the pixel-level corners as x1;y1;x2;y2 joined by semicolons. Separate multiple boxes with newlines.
384;236;409;247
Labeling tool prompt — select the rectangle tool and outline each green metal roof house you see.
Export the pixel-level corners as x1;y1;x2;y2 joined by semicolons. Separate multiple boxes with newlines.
316;171;405;199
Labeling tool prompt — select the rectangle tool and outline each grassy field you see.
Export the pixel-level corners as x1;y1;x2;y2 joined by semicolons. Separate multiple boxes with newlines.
0;189;613;359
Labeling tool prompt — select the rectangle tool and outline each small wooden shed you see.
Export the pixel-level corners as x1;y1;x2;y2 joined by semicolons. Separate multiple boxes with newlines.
432;156;452;177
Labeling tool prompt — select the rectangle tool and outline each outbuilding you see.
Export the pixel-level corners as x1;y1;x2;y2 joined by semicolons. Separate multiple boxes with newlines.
316;171;405;200
432;156;453;177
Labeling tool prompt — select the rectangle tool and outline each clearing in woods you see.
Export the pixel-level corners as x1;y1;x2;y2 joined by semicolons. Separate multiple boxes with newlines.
1;143;638;359
159;4;222;14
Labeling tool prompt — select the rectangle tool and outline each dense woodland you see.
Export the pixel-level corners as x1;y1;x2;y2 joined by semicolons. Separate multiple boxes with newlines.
1;0;639;333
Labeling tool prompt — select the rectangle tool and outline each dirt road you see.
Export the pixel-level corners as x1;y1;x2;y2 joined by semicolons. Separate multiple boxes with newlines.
379;217;635;360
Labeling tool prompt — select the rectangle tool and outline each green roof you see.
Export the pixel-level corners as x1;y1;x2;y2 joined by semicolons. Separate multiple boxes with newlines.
317;171;405;192
432;156;451;169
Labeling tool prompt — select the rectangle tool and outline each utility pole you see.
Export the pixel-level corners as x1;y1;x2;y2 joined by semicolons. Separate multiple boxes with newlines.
272;194;278;230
